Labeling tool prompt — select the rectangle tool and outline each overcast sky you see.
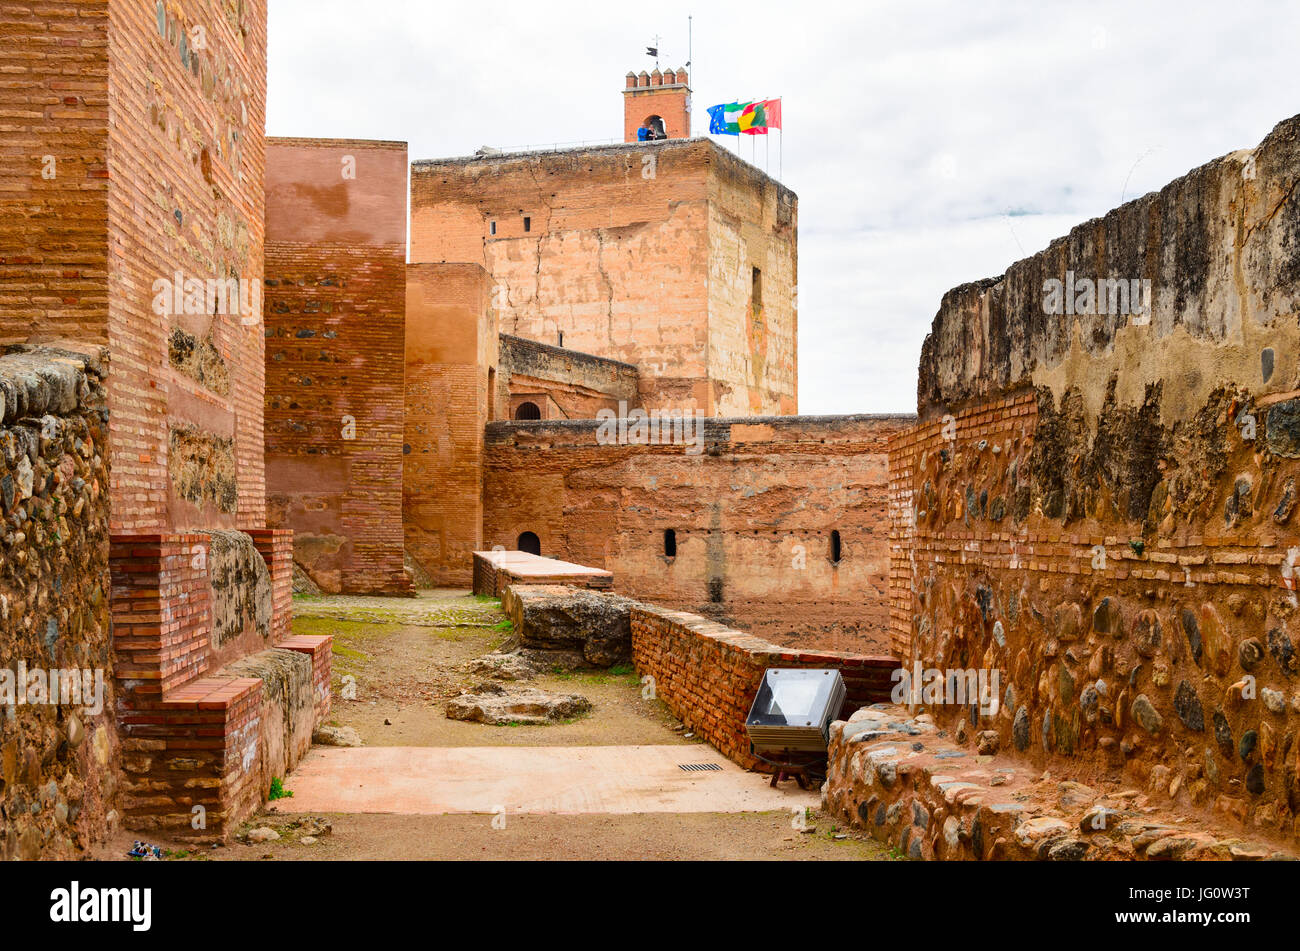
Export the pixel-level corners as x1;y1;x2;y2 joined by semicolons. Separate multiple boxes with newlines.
267;0;1300;415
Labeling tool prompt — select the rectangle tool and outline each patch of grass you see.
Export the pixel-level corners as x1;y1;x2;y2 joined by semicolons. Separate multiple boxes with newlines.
268;777;293;801
548;663;640;688
471;594;501;605
492;619;513;632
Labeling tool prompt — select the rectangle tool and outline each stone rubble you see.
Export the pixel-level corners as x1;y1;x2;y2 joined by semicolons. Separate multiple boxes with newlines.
445;682;593;726
823;704;1295;861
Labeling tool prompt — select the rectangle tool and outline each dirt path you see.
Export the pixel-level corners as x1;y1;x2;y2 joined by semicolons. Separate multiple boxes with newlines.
297;590;697;747
98;590;893;862
100;811;891;861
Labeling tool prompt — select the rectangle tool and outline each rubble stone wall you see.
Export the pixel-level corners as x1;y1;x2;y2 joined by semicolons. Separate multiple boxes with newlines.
0;346;115;860
895;113;1300;840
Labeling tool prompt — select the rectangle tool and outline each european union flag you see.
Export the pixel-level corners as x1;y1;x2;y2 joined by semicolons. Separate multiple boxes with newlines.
707;102;738;136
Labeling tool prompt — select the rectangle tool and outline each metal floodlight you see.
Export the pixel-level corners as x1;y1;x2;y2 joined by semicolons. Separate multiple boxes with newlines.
745;668;846;754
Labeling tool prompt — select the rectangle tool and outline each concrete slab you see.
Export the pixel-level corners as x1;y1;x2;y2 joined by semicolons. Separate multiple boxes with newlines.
473;550;608;578
276;745;819;815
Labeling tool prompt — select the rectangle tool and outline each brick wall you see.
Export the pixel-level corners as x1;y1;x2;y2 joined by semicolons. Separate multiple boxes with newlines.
0;1;110;343
0;0;267;535
892;113;1300;840
403;263;496;587
110;528;321;839
484;413;914;652
248;528;293;642
264;138;412;595
631;604;897;769
110;533;212;703
106;0;268;534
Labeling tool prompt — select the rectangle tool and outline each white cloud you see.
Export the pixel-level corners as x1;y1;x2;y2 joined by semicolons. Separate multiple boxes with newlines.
268;0;1300;414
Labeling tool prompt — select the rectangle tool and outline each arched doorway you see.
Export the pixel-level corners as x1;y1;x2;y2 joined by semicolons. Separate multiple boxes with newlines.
514;401;541;420
517;531;541;555
643;115;666;139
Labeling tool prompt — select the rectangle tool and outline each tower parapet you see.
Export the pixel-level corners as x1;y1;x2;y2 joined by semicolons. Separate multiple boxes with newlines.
623;65;690;142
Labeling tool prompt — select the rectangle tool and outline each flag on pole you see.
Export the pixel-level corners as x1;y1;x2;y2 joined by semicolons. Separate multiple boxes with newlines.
708;99;782;136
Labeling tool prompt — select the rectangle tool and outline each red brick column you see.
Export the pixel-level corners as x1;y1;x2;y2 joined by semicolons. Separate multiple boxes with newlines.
249;528;294;643
110;533;213;704
279;635;334;724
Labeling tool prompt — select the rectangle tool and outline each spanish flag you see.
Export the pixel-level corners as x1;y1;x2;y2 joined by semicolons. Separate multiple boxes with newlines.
708;98;782;136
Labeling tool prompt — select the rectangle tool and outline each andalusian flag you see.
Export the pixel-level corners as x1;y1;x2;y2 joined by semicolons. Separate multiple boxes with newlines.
708;98;782;136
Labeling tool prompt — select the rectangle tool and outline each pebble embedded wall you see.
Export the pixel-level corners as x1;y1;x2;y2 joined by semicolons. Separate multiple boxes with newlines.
410;139;796;415
264;138;412;595
0;346;115;860
894;113;1300;839
484;414;913;652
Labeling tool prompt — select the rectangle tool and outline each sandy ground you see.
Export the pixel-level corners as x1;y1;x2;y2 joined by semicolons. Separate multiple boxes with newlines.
100;811;891;861
95;590;894;862
298;590;698;747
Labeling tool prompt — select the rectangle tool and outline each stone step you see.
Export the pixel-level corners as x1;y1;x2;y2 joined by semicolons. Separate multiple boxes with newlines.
823;703;1295;861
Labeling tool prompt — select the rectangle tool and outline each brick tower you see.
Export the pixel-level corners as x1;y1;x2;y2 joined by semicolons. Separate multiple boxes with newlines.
623;66;691;142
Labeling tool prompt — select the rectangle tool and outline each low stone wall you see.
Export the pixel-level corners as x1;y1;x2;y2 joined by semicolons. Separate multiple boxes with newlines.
502;584;642;667
630;604;898;769
823;705;1293;861
0;345;115;859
